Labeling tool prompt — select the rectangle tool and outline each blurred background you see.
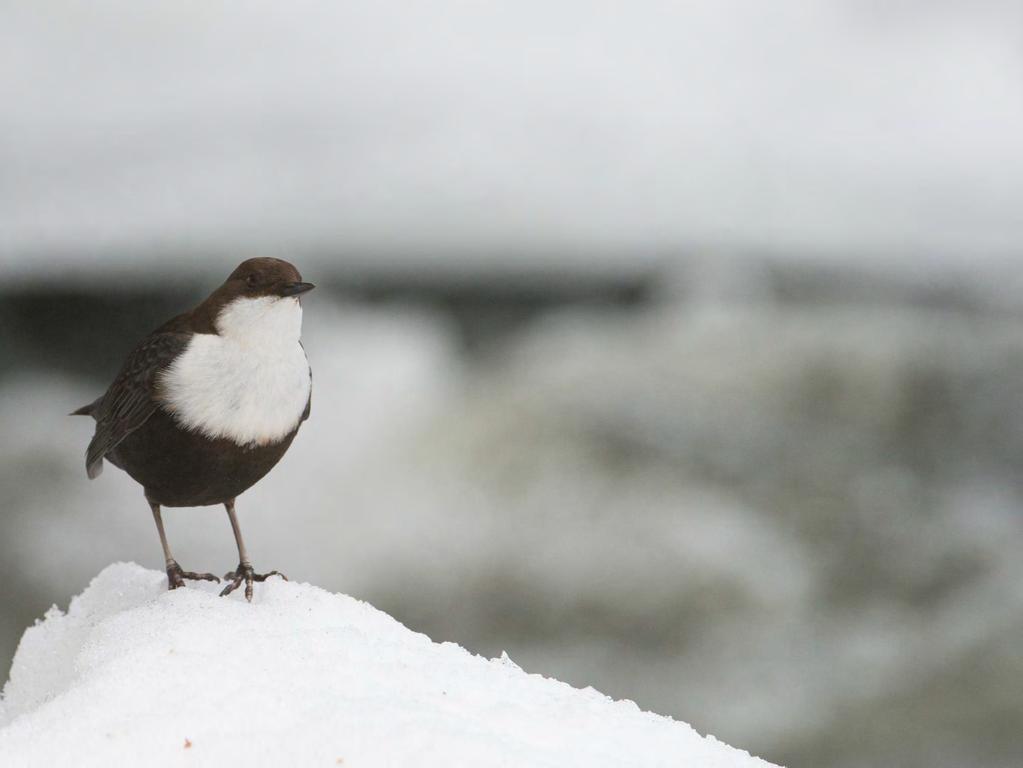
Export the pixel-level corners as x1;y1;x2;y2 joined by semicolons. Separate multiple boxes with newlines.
3;2;1023;766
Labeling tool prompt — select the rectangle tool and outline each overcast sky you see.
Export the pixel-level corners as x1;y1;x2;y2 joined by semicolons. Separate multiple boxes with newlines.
2;1;1022;276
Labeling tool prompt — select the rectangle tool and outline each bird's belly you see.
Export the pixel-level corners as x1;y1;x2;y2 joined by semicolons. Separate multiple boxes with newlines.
110;409;298;507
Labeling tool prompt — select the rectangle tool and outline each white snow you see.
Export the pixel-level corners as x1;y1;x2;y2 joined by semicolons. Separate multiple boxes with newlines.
0;563;774;768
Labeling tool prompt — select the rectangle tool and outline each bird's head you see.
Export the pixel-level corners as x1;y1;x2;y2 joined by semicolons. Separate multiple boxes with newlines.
206;258;314;342
226;257;315;300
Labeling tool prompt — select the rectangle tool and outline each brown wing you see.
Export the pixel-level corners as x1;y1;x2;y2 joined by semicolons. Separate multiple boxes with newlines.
301;341;311;422
84;332;191;479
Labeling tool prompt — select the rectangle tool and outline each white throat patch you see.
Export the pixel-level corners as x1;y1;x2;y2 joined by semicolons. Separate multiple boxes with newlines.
160;296;311;447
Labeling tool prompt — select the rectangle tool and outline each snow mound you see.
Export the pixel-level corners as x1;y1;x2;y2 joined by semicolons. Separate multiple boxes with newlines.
0;564;773;767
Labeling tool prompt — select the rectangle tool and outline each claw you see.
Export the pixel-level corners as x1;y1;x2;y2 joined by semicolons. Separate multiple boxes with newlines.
165;560;221;590
219;562;287;602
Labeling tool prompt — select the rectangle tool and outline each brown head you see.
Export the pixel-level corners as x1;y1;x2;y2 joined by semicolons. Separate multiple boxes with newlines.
192;258;315;335
225;257;314;299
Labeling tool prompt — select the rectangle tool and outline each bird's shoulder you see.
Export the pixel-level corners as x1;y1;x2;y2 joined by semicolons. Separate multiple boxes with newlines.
97;330;194;423
83;329;193;478
114;331;193;391
153;307;214;335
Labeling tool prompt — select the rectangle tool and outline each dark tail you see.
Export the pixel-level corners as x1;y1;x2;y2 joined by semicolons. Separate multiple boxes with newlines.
72;397;106;478
70;395;103;417
86;453;104;479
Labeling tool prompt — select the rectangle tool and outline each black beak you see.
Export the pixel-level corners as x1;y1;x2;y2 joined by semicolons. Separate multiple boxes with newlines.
279;281;315;297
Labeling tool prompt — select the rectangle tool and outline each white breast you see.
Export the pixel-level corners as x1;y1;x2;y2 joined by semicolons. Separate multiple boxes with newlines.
160;296;311;447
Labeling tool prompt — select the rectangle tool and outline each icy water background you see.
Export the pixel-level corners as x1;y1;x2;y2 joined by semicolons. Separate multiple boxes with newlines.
3;258;1023;768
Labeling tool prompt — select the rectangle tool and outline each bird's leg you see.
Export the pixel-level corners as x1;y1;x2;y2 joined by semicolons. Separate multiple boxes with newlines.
219;498;287;601
149;502;220;589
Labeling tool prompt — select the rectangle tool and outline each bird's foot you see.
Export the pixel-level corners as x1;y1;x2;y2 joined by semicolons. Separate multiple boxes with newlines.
219;562;287;602
165;560;221;590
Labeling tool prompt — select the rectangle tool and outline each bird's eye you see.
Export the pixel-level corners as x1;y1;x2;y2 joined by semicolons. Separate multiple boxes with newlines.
246;274;258;287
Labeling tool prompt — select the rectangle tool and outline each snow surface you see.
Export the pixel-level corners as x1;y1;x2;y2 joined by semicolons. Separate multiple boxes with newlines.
0;563;774;768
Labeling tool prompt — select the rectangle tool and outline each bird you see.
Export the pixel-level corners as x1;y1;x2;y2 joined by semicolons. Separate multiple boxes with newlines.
72;257;314;601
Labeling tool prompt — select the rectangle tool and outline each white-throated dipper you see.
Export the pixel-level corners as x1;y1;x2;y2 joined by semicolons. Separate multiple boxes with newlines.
73;258;314;600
